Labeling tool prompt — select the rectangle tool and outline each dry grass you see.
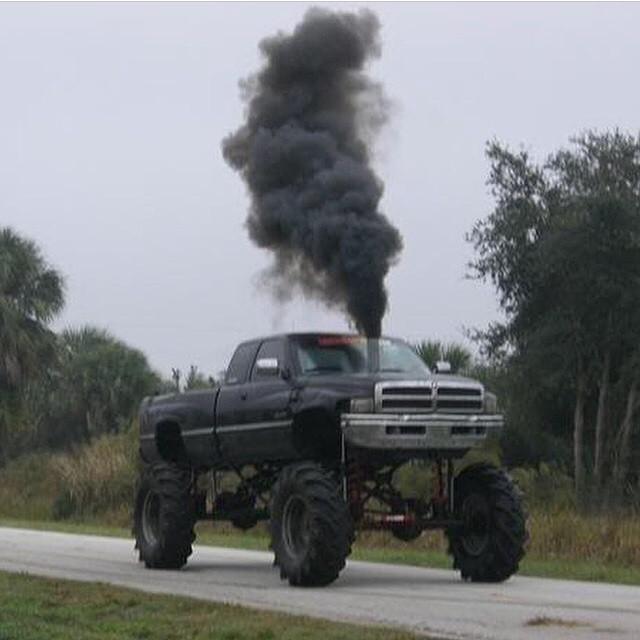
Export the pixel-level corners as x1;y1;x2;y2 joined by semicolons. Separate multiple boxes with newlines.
350;509;640;569
0;452;60;521
0;430;137;526
49;430;138;522
527;509;640;565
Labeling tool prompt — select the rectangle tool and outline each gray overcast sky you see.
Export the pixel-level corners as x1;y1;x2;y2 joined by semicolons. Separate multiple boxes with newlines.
2;2;640;377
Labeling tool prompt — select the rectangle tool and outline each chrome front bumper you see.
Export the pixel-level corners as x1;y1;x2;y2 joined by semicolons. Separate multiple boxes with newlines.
340;412;504;450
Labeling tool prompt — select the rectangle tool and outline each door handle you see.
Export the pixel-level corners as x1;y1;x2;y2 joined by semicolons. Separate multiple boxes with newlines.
240;391;248;400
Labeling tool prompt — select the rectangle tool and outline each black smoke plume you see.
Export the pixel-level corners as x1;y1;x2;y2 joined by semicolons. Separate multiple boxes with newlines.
222;8;402;337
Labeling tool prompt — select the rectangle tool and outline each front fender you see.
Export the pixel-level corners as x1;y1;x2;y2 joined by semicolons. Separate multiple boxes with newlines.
291;388;350;458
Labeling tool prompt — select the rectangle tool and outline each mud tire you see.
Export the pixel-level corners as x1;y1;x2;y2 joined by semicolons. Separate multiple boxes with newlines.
133;462;196;569
270;462;354;587
446;463;527;582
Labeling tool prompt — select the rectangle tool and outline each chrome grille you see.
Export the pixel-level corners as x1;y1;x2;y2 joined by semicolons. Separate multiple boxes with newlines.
376;381;432;413
434;381;483;413
375;380;484;413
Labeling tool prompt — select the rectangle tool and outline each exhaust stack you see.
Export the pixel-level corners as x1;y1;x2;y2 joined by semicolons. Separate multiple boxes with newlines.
367;337;380;373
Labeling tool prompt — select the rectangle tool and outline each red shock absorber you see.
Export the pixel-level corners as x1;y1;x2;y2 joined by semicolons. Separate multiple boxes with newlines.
347;459;364;521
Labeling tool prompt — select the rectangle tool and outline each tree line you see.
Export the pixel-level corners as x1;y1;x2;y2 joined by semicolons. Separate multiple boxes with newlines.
469;130;640;505
0;228;215;462
2;128;640;509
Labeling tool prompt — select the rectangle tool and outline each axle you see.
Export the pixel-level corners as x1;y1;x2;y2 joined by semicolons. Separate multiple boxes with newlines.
359;510;461;531
343;442;458;534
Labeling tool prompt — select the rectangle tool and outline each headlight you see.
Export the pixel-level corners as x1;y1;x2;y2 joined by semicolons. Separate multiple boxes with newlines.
350;397;374;413
484;392;498;414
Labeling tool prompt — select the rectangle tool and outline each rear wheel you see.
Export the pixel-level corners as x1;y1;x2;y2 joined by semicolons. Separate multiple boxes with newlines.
270;462;353;586
134;462;196;569
446;463;527;582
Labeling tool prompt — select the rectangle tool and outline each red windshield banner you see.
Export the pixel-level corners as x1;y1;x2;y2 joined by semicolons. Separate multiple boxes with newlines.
317;336;365;346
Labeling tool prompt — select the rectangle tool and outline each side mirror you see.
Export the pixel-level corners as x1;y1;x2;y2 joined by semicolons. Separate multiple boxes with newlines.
255;357;280;377
435;360;452;374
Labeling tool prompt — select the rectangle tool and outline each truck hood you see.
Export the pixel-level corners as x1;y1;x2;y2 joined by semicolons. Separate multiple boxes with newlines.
297;371;483;397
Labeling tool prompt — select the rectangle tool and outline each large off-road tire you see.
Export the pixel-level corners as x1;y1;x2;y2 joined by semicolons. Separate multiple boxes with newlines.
133;462;196;569
270;462;354;587
446;463;527;582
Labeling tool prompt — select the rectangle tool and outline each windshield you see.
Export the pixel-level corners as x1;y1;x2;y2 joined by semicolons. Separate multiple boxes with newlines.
292;335;429;377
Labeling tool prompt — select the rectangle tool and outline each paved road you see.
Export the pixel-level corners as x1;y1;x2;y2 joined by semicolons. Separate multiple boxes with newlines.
1;527;639;639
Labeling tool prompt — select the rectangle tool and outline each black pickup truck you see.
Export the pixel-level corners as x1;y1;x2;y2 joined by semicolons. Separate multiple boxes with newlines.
134;333;526;586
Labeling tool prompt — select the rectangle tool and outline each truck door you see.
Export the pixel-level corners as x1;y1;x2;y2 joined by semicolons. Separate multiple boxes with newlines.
215;340;259;460
218;338;297;464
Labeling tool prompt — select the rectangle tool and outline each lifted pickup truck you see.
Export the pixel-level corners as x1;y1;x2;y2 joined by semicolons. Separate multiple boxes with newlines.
135;333;526;586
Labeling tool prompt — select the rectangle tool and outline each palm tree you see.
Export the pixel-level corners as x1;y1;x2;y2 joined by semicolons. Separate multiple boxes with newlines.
0;227;65;390
412;339;473;374
53;326;160;442
441;343;473;374
412;340;443;371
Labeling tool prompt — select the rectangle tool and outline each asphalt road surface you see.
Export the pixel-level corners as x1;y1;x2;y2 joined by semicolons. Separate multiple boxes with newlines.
1;527;639;639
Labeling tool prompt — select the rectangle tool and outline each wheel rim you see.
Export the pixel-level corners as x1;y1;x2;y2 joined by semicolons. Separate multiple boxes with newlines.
282;495;311;559
142;491;161;546
461;493;490;556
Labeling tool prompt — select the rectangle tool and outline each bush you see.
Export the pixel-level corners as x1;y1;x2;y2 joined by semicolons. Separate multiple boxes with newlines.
0;430;138;526
50;430;138;523
511;463;576;511
0;453;61;521
529;509;640;565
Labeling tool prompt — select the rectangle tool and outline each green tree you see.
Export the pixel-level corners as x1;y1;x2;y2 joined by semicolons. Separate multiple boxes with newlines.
412;340;442;370
38;327;161;447
469;131;640;501
0;228;65;461
0;228;64;390
413;340;472;374
441;343;473;374
184;365;216;390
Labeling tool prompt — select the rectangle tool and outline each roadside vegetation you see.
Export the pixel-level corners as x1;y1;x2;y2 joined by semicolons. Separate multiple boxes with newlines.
2;129;640;586
469;131;640;506
2;435;640;585
0;571;421;640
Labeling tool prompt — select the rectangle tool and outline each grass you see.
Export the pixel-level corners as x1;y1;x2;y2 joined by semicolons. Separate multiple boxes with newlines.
3;516;640;586
0;432;137;525
0;571;424;640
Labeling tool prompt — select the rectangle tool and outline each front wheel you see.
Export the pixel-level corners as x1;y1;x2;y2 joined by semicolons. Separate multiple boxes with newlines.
445;463;527;582
270;462;354;586
133;462;196;569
